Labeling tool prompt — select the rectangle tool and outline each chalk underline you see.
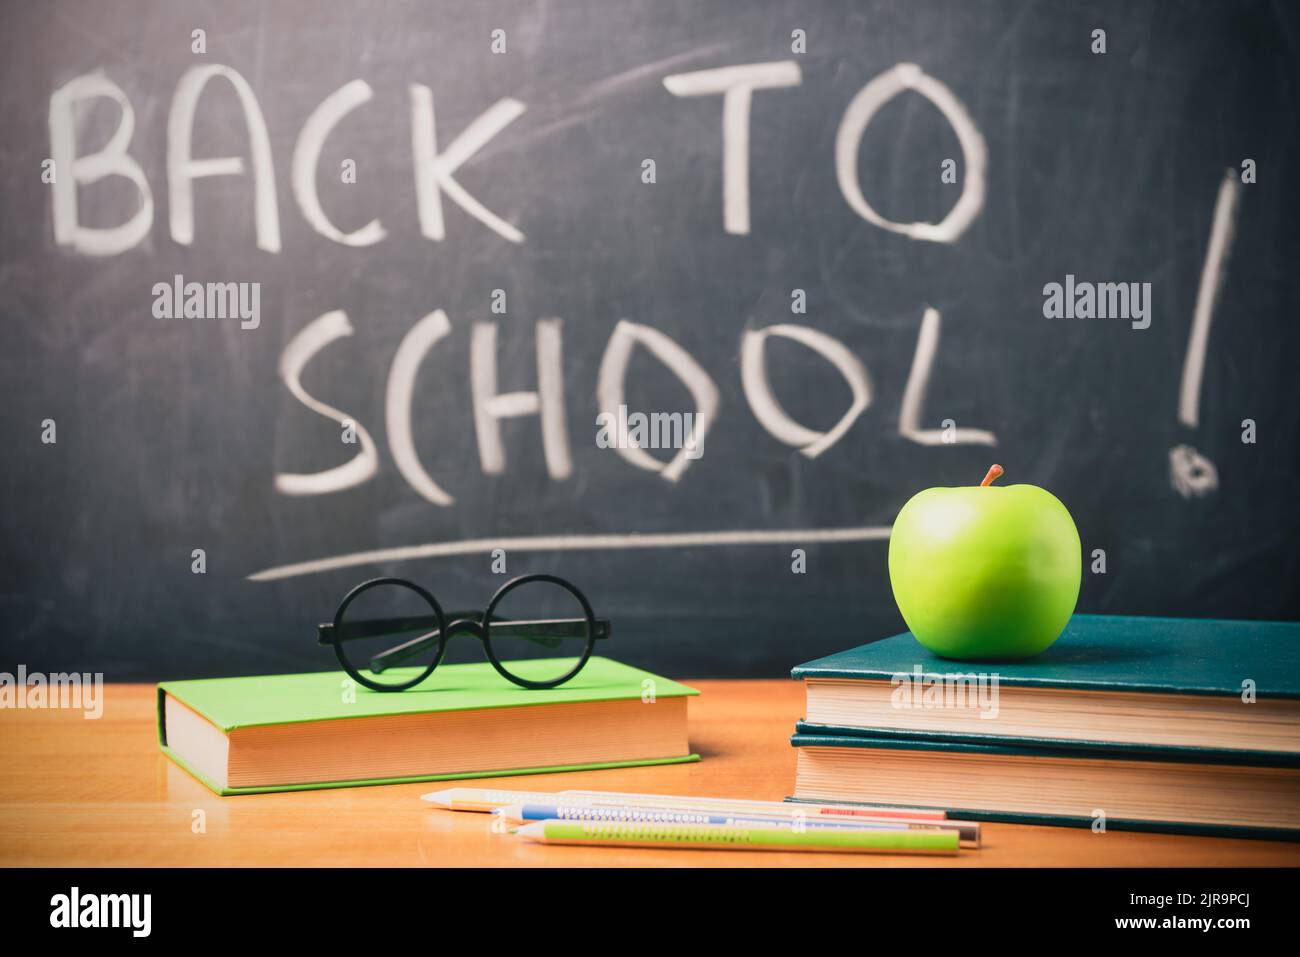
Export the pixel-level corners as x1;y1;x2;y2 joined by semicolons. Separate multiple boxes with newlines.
246;525;893;582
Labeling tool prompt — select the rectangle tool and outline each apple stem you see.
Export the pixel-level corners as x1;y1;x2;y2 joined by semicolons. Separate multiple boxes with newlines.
980;464;1004;487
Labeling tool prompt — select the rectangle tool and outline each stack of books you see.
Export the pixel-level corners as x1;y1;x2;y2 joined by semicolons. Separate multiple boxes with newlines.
789;615;1300;839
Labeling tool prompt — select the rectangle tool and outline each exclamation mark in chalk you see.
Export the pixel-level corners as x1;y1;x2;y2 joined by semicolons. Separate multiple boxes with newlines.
1169;169;1242;499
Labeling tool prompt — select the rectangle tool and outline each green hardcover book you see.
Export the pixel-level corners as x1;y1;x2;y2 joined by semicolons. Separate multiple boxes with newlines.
789;732;1300;841
157;657;699;795
791;615;1300;757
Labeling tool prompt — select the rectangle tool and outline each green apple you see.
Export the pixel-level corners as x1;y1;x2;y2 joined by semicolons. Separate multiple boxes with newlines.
888;465;1081;660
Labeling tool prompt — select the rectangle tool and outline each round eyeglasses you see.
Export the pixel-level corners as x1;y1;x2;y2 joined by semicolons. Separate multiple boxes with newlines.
316;573;611;692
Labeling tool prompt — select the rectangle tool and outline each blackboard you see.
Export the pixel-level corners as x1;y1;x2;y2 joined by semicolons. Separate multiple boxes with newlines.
2;0;1297;682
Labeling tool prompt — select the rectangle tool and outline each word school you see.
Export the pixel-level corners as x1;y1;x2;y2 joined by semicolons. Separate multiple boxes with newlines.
275;306;986;503
48;60;987;254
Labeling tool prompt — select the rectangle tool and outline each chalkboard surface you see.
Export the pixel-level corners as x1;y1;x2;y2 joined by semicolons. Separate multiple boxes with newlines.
2;0;1297;681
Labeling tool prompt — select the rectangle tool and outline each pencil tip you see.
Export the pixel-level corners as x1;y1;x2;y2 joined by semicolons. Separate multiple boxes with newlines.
515;822;545;840
420;788;453;807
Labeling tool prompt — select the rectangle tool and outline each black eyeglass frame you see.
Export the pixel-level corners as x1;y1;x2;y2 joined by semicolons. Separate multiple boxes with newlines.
317;573;609;692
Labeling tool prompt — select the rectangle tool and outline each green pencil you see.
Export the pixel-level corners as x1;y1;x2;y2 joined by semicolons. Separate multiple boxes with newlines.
514;819;960;854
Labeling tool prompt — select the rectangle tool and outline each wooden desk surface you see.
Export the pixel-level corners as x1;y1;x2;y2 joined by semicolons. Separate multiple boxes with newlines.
2;681;1296;867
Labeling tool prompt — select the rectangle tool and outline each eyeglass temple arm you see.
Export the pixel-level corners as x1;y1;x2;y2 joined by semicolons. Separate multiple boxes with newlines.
363;616;611;674
368;629;442;674
317;614;445;645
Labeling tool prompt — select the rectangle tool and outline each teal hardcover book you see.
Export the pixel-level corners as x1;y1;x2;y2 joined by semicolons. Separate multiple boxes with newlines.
789;732;1300;840
791;615;1300;756
792;614;1300;696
